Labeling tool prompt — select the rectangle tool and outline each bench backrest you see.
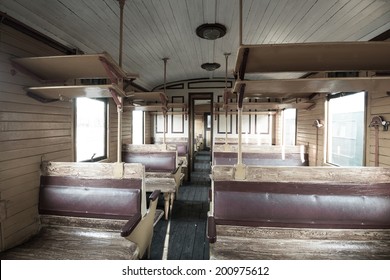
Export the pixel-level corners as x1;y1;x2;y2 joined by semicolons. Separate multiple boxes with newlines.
122;151;177;172
213;152;308;166
39;162;145;218
167;143;188;157
212;166;390;229
39;177;141;219
212;145;308;166
153;138;189;157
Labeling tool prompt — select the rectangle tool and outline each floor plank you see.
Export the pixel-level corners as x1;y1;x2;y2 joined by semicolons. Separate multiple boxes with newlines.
150;182;210;260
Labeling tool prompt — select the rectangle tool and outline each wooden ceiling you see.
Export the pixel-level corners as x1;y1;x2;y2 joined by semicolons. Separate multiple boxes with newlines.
1;0;389;90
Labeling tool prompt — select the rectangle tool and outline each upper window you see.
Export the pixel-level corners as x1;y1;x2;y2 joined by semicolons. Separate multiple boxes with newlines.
283;108;296;145
327;91;365;166
76;98;107;162
132;110;144;144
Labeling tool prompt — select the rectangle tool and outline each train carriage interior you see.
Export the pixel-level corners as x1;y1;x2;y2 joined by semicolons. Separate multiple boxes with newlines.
1;0;390;263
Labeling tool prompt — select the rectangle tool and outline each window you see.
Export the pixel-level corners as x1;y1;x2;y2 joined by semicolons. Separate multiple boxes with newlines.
76;98;107;162
327;91;365;166
132;110;144;144
283;109;296;145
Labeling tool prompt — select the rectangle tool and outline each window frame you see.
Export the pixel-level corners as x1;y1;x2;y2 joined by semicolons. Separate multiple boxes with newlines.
326;91;366;167
75;97;108;162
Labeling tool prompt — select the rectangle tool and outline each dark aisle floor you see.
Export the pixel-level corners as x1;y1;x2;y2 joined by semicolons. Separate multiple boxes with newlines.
150;182;210;260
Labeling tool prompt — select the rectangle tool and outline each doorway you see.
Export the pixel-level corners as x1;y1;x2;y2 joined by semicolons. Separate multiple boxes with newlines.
188;93;213;178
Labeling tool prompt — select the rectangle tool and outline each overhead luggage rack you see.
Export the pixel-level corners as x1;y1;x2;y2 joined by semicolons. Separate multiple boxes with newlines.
11;52;139;107
234;42;390;79
12;52;138;82
233;42;390;109
26;84;126;101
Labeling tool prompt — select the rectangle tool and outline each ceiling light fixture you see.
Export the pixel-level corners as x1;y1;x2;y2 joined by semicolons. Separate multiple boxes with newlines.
196;23;227;40
201;62;221;71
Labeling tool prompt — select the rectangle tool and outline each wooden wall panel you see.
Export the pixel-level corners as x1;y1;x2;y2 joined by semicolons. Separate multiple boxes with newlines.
106;100;131;162
122;104;132;149
144;112;152;144
296;94;326;166
367;88;390;167
0;25;71;251
0;24;126;250
296;74;390;167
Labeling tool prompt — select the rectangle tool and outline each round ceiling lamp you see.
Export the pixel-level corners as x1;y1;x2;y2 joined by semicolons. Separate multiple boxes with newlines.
196;23;227;40
201;62;221;71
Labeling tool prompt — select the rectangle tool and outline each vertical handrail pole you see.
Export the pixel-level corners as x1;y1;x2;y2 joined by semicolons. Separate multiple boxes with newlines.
163;58;169;145
117;104;123;162
117;0;125;162
238;0;243;161
224;53;231;147
118;0;125;67
239;0;243;46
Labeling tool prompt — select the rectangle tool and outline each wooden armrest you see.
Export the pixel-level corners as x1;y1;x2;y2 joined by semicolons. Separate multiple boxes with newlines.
121;213;142;237
149;190;161;202
207;216;217;243
172;165;182;175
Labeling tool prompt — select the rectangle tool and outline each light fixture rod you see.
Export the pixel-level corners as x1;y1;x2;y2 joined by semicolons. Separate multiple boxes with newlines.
224;53;231;90
163;58;169;93
224;53;231;147
162;58;169;144
239;0;243;46
118;0;125;67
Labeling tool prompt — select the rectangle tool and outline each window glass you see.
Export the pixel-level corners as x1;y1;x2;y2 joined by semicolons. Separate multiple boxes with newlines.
327;92;365;166
76;98;107;162
132;110;144;144
283;109;296;145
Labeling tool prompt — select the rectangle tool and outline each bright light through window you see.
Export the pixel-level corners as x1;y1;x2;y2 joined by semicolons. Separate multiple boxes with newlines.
132;110;144;144
283;109;296;145
76;98;107;162
327;92;365;166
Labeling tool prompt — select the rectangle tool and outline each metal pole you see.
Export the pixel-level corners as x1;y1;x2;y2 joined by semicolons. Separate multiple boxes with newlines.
117;104;123;162
237;107;243;164
118;0;125;67
117;0;125;162
239;0;243;46
162;58;169;144
224;53;231;146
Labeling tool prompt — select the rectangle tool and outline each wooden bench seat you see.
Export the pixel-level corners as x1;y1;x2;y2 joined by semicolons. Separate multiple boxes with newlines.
211;225;390;260
122;144;183;220
0;218;140;260
208;165;390;260
0;162;161;260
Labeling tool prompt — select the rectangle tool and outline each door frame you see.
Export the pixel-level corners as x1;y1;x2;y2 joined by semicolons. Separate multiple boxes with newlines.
188;92;213;179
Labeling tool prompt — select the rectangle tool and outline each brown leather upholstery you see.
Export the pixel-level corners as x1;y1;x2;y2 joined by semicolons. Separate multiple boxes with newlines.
175;143;188;157
39;176;141;220
213;181;390;229
213;152;309;166
122;151;177;172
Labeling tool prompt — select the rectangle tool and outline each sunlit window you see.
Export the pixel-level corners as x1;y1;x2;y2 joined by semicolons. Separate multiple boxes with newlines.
132;110;144;144
76;98;107;162
283;109;296;145
327;91;365;166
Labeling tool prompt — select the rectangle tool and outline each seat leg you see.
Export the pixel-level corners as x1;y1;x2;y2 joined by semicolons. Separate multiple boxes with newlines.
170;192;175;214
163;192;170;220
147;242;152;259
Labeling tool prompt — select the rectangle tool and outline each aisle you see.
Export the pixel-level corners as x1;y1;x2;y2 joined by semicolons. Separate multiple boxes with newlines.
150;151;211;260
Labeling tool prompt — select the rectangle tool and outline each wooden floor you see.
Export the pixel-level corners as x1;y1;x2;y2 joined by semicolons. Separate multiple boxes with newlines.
150;181;210;260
